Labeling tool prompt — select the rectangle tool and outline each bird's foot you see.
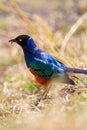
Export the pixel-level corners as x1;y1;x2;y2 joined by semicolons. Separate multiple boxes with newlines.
34;93;47;106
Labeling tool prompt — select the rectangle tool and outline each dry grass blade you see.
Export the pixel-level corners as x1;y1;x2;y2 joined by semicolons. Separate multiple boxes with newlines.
33;14;53;36
60;13;87;53
0;3;10;13
7;0;53;48
7;0;38;36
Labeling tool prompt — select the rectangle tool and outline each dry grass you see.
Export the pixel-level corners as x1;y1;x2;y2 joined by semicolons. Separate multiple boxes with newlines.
0;0;87;130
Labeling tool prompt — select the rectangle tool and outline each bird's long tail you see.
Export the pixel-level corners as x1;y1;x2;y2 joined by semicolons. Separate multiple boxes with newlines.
66;67;87;74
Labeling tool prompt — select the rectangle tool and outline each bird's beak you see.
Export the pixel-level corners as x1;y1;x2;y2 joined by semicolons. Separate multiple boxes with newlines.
9;39;16;44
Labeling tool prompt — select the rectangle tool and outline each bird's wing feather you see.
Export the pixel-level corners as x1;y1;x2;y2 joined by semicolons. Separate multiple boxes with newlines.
37;51;67;70
29;56;65;79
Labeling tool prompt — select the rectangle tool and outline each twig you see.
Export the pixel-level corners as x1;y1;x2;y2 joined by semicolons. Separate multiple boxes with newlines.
60;13;87;53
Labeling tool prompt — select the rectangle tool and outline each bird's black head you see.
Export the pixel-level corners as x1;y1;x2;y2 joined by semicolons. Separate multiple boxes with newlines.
9;35;30;47
9;35;37;53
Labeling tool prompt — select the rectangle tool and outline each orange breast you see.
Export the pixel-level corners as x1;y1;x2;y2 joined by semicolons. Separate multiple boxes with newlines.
29;68;50;89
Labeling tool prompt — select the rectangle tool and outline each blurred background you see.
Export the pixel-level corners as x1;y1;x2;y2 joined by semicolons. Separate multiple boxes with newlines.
0;0;87;130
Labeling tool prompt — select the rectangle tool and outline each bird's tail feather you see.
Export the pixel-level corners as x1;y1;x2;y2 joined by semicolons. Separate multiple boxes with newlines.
66;67;87;75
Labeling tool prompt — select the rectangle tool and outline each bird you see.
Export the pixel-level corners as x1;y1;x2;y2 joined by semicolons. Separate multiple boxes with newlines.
9;35;87;104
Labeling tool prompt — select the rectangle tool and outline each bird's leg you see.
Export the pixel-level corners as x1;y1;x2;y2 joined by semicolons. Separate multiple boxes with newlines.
42;85;51;100
34;85;51;106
